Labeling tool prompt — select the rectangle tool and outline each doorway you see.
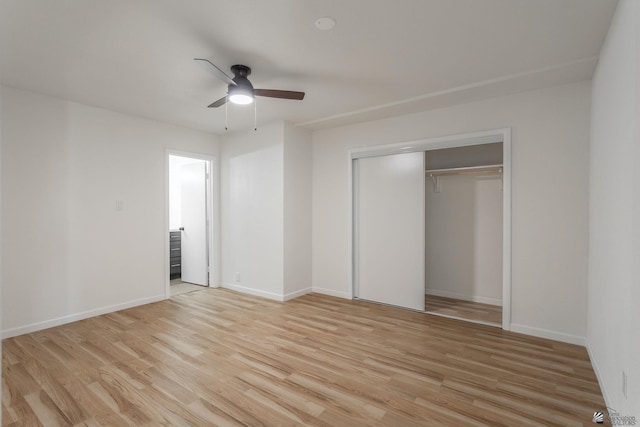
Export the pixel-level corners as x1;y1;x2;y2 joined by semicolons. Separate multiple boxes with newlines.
167;152;216;297
351;129;511;330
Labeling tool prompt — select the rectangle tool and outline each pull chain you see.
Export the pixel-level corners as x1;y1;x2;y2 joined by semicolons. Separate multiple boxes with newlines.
223;97;256;131
225;96;228;131
254;98;257;131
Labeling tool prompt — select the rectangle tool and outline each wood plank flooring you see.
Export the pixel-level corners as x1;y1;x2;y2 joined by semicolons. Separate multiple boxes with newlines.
425;295;502;325
170;280;207;297
2;289;606;426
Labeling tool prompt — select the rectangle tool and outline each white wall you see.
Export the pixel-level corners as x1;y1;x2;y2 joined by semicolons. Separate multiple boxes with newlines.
220;122;285;299
220;121;312;301
588;0;640;413
312;81;591;344
425;175;503;305
0;86;220;337
0;85;3;423
283;124;312;298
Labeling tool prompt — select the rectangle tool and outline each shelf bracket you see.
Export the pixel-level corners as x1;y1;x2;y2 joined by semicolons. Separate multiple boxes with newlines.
429;174;442;193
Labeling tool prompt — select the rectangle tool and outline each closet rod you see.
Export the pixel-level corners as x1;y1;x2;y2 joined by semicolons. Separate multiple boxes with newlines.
425;164;503;177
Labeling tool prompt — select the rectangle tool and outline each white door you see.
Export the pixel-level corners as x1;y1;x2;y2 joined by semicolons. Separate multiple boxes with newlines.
356;152;425;311
181;162;209;286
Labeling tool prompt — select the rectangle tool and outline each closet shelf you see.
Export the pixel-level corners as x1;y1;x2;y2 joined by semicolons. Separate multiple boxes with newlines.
425;164;503;177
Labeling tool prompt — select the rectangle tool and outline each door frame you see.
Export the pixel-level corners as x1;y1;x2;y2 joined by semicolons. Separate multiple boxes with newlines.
349;128;512;330
165;150;219;298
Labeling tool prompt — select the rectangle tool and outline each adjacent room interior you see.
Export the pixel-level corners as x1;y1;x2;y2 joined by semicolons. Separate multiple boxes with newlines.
168;154;213;296
1;0;638;425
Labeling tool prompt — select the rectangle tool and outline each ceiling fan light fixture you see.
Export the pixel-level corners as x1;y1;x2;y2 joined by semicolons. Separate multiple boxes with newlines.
228;93;254;105
228;84;254;105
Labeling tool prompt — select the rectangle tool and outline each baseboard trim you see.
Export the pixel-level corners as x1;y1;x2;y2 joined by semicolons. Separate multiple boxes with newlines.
218;283;312;302
510;323;586;346
311;287;350;299
586;341;613;410
425;288;502;306
1;294;166;339
220;282;285;302
283;287;312;301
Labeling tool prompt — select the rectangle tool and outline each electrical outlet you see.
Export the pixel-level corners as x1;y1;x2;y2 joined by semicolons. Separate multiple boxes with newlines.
235;272;241;282
116;200;124;211
623;371;628;399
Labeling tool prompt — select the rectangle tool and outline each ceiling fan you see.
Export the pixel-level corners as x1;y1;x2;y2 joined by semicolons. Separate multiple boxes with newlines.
194;58;305;108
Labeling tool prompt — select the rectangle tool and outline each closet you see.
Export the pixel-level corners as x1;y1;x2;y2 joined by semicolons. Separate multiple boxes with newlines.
353;139;506;327
424;143;503;326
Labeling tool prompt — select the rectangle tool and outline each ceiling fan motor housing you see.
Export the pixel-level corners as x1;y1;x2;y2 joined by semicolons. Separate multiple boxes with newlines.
231;64;251;78
229;65;254;96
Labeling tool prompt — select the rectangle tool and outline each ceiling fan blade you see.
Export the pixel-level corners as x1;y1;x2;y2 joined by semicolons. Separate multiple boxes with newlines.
208;96;227;108
194;58;237;86
254;89;305;100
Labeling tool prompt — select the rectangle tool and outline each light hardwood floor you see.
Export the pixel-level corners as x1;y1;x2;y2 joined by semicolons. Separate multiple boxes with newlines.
425;295;503;326
170;280;207;297
2;289;606;426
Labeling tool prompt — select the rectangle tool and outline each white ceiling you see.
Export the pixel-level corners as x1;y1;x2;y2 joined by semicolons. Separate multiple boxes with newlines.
0;0;617;134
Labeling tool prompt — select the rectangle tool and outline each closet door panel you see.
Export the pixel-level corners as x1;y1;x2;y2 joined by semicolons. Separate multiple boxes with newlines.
356;152;425;311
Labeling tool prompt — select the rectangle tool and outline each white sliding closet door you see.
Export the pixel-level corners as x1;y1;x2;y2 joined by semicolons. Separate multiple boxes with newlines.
356;152;425;311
